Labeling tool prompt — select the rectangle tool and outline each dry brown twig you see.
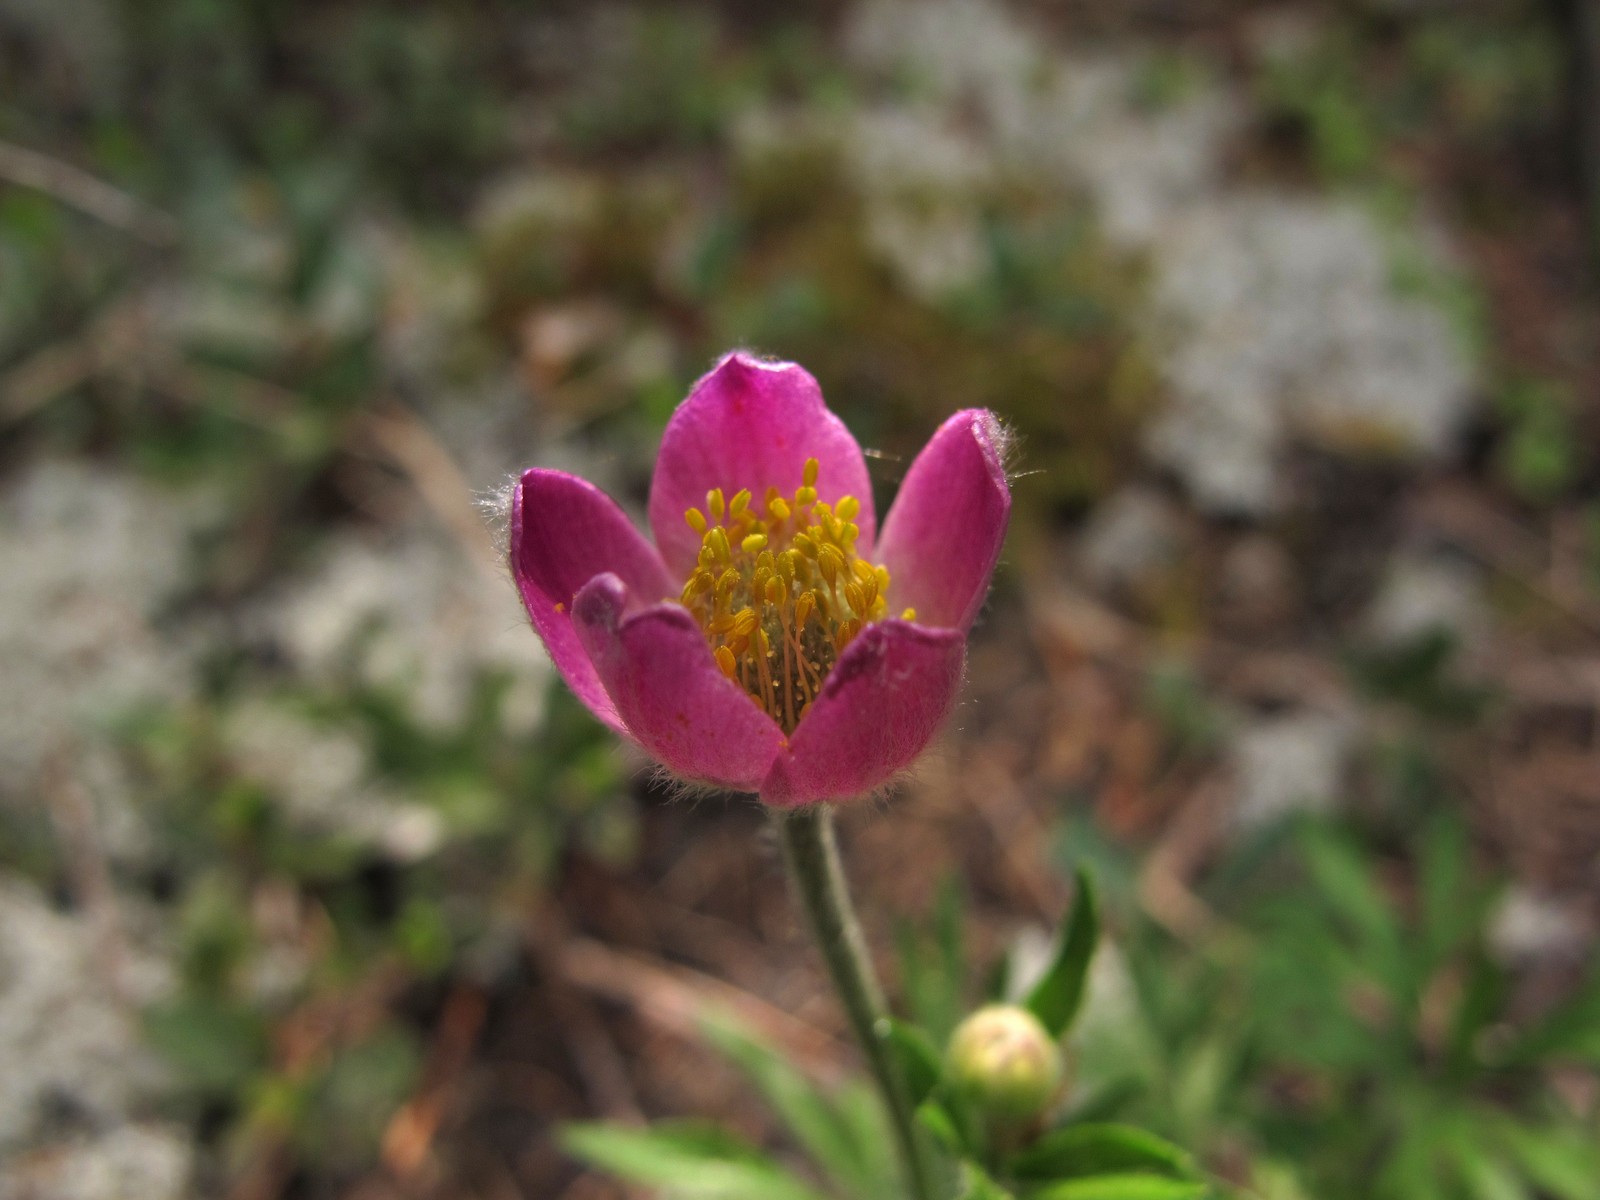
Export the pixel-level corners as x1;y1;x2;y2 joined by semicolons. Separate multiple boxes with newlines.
0;137;179;247
355;408;502;576
552;934;848;1086
40;744;132;1000
381;985;491;1178
0;294;155;427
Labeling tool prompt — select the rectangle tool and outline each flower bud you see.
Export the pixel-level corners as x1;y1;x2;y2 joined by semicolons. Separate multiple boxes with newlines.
946;1005;1063;1124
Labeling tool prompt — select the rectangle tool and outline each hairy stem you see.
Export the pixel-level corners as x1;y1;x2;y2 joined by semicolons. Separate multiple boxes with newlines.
776;805;936;1200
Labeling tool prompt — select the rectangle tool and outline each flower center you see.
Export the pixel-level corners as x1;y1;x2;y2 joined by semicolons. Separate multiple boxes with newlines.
678;457;912;734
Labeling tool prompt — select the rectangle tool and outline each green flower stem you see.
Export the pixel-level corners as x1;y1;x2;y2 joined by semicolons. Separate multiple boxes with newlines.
776;805;936;1200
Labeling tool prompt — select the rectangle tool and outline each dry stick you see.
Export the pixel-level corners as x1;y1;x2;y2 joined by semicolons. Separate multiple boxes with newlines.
555;935;846;1080
40;745;131;1000
776;806;936;1200
357;408;502;575
381;985;490;1176
0;138;179;246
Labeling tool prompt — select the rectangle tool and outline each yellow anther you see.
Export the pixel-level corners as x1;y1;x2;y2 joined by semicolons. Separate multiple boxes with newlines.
901;607;917;621
677;458;898;734
844;580;867;615
818;544;844;586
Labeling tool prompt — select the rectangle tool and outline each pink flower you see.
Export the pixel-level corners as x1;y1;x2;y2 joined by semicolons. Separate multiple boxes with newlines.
509;351;1010;806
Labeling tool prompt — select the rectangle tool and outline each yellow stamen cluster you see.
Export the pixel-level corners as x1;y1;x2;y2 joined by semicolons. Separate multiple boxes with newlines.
679;457;913;733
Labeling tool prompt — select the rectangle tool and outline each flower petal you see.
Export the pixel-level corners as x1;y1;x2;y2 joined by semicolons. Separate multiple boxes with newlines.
511;469;675;733
759;620;966;806
876;409;1011;632
648;352;876;577
573;574;786;790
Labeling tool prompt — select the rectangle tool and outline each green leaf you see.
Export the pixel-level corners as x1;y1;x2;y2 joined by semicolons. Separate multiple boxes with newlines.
1026;869;1099;1038
958;1161;1017;1199
1024;1175;1210;1200
560;1121;829;1200
1300;826;1397;955
1298;824;1410;997
883;1018;943;1108
896;876;968;1042
1011;1124;1199;1182
143;997;269;1094
699;1015;880;1197
1058;1078;1146;1125
1418;816;1474;966
1497;1121;1600;1200
916;1099;967;1154
1450;1139;1530;1200
1502;970;1600;1066
1444;949;1507;1079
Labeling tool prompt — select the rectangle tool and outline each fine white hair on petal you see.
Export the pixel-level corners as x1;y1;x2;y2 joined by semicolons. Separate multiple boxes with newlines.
984;412;1022;485
478;476;519;569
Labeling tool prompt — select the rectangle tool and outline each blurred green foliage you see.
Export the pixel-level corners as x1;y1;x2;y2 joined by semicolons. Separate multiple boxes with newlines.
1094;817;1600;1200
3;0;1595;1194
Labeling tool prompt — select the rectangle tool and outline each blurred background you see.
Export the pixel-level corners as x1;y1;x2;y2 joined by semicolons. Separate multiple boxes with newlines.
3;0;1599;1196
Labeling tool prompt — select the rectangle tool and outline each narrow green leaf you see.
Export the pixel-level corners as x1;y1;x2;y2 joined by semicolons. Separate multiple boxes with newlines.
935;876;968;1040
1450;1141;1530;1200
896;875;968;1042
958;1161;1017;1200
1502;969;1600;1066
1418;816;1472;965
1024;1174;1210;1200
1444;949;1506;1078
1299;827;1399;958
883;1018;943;1108
699;1015;877;1197
1499;1121;1600;1200
916;1099;966;1154
1011;1124;1199;1182
560;1121;829;1200
834;1082;900;1195
1059;1078;1146;1126
1026;869;1099;1038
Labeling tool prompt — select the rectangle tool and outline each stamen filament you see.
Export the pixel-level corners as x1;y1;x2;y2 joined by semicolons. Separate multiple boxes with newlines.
675;461;894;732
